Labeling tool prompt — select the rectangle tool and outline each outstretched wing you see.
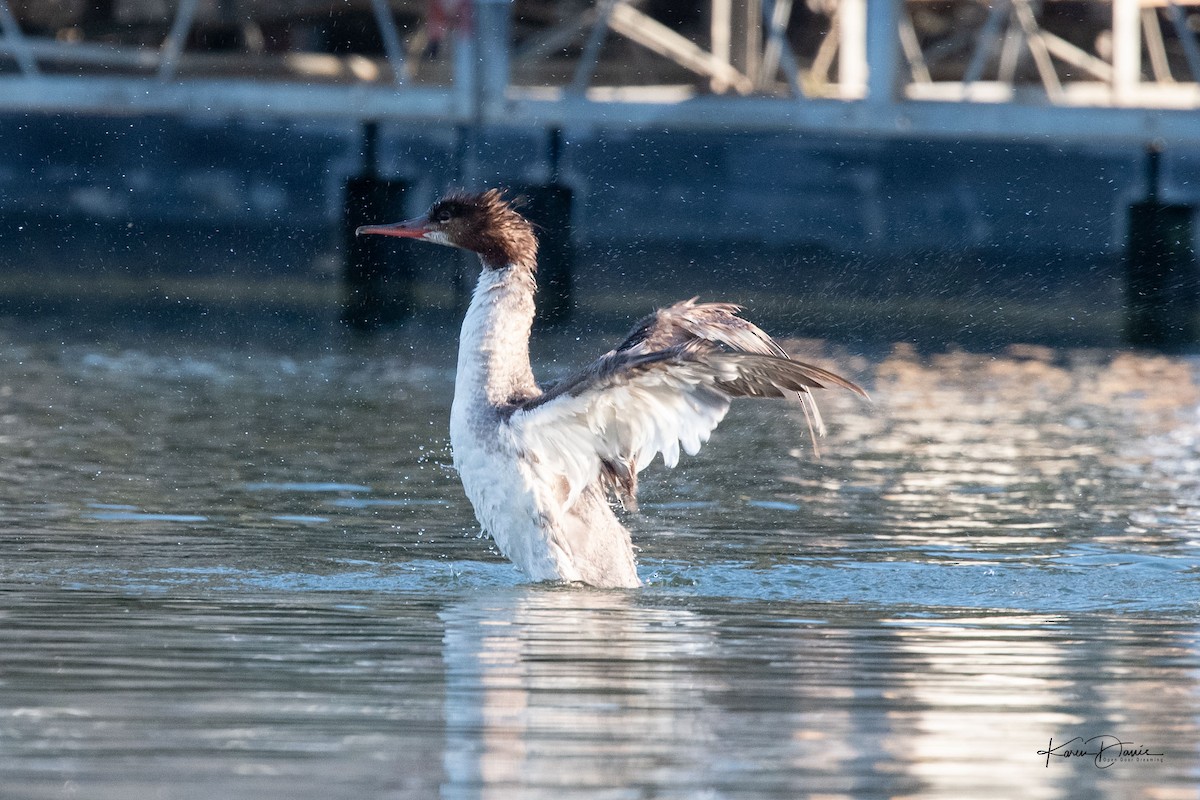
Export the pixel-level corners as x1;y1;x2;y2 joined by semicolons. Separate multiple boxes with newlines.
605;298;864;442
510;311;867;511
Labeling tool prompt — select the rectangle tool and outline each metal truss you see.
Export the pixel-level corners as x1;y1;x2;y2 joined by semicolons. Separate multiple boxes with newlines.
0;0;1198;143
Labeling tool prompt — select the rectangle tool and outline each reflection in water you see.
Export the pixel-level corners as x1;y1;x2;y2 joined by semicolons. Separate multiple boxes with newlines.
1;325;1199;798
437;591;1200;799
769;343;1200;553
891;614;1200;800
441;589;717;799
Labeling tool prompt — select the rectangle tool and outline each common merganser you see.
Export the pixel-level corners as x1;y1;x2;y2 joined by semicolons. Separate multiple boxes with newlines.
357;189;867;588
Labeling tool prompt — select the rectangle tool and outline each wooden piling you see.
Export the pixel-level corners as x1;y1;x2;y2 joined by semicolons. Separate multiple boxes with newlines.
1125;148;1199;348
342;122;411;330
517;129;575;324
520;183;574;324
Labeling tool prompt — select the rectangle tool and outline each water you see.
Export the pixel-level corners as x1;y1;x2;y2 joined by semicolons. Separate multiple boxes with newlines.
2;317;1199;799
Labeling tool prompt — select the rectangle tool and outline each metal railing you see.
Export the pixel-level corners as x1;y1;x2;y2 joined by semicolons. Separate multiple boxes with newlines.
1;0;1199;142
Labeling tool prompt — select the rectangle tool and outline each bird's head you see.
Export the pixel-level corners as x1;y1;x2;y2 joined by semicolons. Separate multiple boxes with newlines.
355;188;537;270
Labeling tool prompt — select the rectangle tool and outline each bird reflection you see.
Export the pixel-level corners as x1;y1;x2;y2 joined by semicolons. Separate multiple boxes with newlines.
439;588;715;798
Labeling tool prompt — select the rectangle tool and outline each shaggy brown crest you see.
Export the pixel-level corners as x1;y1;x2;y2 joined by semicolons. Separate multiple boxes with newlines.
431;189;539;269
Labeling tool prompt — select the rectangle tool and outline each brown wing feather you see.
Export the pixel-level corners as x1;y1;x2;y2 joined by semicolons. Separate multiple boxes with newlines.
519;300;868;506
615;298;789;357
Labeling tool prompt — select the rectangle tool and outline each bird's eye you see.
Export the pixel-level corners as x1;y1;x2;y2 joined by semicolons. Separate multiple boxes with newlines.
432;208;452;223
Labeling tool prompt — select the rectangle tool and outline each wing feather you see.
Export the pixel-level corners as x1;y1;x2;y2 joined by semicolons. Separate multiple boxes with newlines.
513;299;867;509
510;343;864;510
614;298;788;357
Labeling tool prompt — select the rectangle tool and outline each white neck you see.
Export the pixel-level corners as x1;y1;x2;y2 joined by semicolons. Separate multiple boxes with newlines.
453;264;538;411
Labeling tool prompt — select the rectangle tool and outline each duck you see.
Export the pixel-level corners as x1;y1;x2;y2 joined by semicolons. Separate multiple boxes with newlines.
356;189;867;588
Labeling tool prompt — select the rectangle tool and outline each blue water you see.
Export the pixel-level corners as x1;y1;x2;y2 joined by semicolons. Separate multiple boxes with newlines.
2;321;1199;798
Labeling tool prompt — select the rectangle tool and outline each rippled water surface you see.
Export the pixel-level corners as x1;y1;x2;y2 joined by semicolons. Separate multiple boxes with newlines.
2;316;1199;799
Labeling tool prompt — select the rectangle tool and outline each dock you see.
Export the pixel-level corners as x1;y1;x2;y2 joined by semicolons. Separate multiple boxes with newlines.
2;0;1199;344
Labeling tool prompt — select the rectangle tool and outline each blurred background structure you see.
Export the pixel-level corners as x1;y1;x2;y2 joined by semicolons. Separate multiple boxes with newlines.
2;0;1200;343
4;0;1200;110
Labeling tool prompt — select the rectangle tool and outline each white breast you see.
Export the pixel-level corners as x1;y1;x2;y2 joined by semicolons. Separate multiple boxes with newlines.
449;404;575;582
449;268;581;583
